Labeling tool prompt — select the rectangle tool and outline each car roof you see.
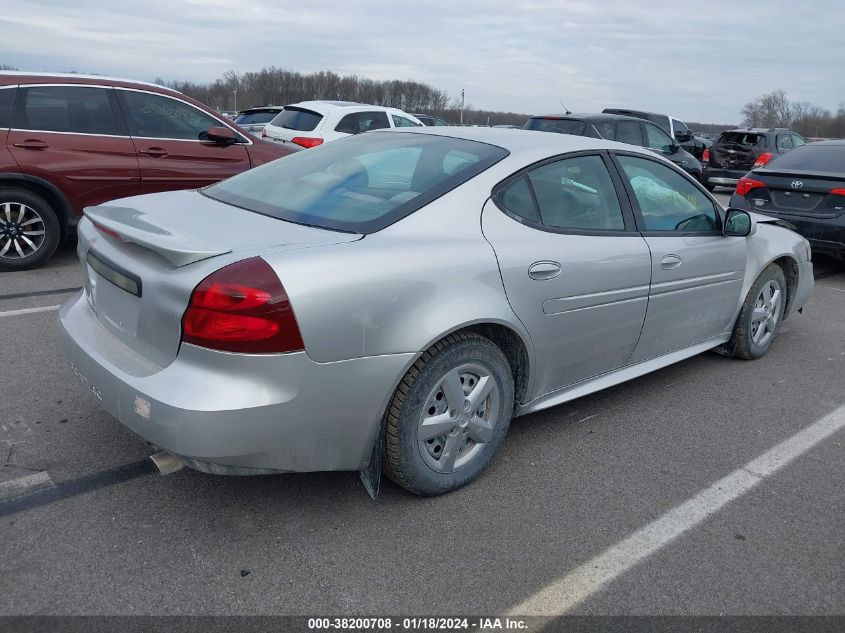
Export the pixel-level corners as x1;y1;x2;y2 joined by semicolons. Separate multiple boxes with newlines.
375;126;661;163
0;71;172;91
530;112;646;123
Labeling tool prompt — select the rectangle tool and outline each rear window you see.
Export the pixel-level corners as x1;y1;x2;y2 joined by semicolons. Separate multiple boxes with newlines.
203;132;508;233
270;106;323;131
763;143;845;172
523;118;586;135
719;132;766;147
234;110;279;124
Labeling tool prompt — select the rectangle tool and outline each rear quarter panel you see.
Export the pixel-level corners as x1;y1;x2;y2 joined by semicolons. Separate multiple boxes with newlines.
262;180;534;366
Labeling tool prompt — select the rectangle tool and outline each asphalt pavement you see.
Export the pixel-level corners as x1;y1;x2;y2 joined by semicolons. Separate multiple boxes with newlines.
1;216;843;619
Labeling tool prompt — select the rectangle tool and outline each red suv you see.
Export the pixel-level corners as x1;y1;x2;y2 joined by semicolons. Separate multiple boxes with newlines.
0;72;296;269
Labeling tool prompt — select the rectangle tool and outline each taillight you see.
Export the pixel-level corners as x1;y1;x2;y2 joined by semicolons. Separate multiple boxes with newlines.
831;188;845;196
736;176;766;196
181;257;304;354
291;136;323;148
701;148;710;163
753;152;774;167
91;220;121;240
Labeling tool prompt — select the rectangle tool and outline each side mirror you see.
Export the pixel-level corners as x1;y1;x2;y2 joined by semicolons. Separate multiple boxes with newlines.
669;142;680;154
724;208;754;237
204;126;238;146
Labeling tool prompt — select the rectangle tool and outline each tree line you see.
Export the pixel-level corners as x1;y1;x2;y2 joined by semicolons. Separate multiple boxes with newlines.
742;89;845;138
158;67;531;126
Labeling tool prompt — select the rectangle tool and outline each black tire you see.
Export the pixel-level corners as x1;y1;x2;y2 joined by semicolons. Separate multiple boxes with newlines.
0;188;61;270
383;331;514;496
730;264;787;360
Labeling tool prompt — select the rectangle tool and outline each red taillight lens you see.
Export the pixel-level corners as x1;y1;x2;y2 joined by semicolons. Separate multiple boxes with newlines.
291;136;323;148
831;188;845;196
753;152;774;167
181;257;304;354
736;176;766;196
701;148;710;163
91;220;121;240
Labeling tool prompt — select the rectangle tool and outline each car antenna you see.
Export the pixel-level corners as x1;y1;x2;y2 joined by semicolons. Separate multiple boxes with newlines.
560;100;571;115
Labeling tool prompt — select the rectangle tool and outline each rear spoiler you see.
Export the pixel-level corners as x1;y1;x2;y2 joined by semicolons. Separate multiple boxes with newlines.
84;206;232;267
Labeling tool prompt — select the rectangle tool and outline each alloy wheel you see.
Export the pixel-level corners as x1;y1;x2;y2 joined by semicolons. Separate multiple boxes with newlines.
0;202;46;261
750;279;782;347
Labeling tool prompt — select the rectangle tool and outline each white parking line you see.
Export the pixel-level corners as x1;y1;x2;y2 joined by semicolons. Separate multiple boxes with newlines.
506;404;845;616
0;305;61;318
0;471;54;500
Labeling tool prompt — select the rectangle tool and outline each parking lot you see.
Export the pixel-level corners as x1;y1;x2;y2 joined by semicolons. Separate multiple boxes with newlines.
1;189;843;621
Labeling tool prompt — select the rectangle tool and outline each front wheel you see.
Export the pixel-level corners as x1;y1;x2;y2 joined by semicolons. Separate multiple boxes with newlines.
383;332;514;496
730;264;787;360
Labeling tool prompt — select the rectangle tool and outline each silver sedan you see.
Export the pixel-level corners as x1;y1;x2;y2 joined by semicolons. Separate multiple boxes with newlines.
59;128;814;496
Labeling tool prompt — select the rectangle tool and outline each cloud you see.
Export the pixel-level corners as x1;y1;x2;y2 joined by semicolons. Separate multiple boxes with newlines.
2;0;842;123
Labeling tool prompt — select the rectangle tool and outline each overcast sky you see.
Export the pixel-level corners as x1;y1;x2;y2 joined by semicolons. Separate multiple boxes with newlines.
3;0;843;123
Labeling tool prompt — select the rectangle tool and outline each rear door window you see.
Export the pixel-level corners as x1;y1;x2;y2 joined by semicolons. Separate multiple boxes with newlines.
616;121;643;146
335;111;390;134
119;90;228;140
593;121;616;140
271;107;323;131
15;85;119;135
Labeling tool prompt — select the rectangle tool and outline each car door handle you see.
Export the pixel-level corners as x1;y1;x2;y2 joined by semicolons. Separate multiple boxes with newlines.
528;261;562;280
138;147;168;158
660;254;683;270
13;140;49;150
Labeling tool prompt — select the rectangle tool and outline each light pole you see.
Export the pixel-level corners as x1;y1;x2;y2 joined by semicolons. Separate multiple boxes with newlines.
232;88;238;113
460;89;465;126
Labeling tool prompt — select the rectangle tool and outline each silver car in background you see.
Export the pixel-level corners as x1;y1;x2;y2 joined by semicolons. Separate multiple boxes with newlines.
59;128;814;496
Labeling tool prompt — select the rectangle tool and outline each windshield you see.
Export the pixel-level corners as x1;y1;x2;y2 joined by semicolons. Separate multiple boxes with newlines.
523;118;586;135
234;110;279;124
204;132;509;233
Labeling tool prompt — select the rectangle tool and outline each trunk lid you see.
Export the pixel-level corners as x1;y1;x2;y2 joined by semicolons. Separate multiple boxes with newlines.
745;170;845;219
79;190;360;367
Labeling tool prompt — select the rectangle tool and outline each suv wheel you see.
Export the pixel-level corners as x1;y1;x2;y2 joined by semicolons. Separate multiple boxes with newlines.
0;188;61;270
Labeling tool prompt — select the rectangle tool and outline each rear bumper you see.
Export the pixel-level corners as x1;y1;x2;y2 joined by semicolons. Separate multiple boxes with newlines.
58;292;413;474
703;168;747;187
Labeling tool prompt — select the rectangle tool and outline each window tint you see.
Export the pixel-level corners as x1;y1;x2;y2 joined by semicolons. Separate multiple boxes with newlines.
391;114;422;128
617;155;718;232
776;134;794;152
616;121;643;146
0;87;15;128
120;91;222;140
335;111;390;134
644;123;675;153
204;132;508;233
523;118;586;135
234;110;279;124
526;155;625;231
271;107;322;131
498;176;538;223
593;121;616;140
16;86;118;135
792;134;806;148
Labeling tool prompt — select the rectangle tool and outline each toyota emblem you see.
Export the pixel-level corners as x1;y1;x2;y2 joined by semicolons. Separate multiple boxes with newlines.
791;180;804;189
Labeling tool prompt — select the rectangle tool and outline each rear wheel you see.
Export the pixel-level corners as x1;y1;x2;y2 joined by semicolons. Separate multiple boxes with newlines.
730;264;787;360
0;188;60;270
383;332;514;496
